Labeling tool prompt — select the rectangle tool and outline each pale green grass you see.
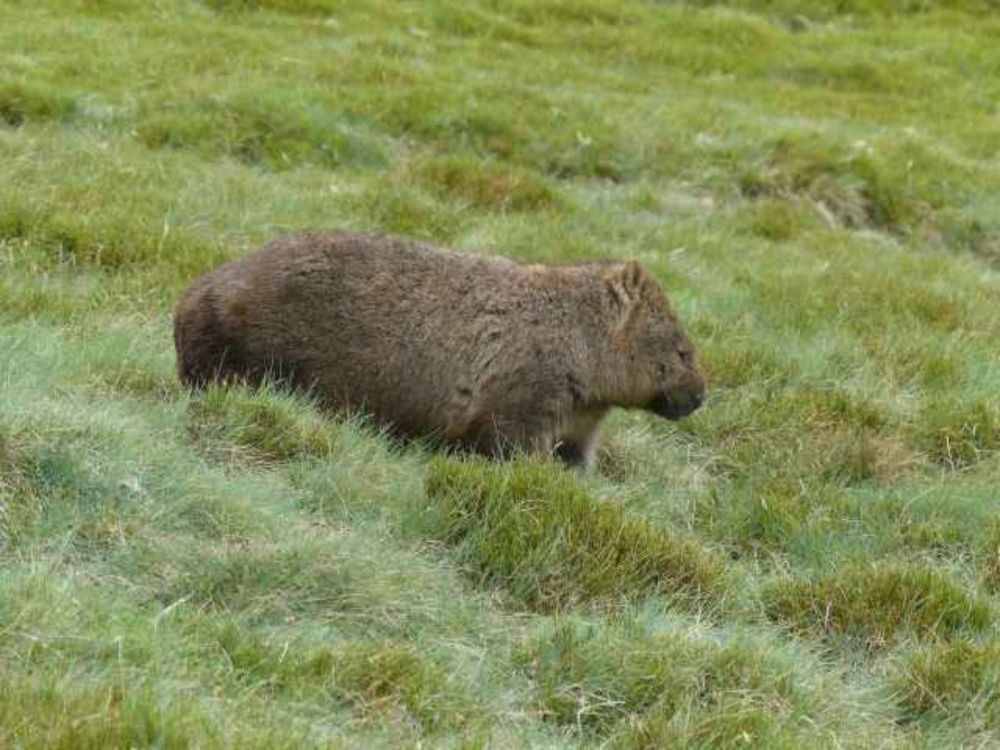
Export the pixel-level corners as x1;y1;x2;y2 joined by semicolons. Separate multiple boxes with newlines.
1;0;999;746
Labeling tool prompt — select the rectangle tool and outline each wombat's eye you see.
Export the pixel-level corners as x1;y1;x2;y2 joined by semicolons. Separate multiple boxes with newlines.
677;347;692;364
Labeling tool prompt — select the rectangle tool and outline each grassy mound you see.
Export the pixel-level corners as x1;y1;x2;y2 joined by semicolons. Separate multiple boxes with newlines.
893;639;1000;728
764;564;992;649
186;384;340;464
422;458;726;611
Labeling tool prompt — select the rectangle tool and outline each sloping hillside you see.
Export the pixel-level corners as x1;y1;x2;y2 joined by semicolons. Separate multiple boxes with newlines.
1;1;999;746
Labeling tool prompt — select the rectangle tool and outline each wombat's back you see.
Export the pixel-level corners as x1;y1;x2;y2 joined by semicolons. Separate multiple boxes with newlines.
174;231;525;435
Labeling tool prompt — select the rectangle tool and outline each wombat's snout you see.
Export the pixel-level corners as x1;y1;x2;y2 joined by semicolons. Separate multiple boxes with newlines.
649;378;706;420
650;392;703;420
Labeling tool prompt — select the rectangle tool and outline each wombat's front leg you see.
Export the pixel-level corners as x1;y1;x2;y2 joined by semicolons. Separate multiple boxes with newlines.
554;437;597;470
554;412;604;471
463;397;604;469
465;413;559;463
471;422;597;470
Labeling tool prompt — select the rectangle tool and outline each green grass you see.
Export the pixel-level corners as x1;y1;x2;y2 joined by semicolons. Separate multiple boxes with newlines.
1;0;999;746
763;563;992;650
517;614;905;747
419;458;726;611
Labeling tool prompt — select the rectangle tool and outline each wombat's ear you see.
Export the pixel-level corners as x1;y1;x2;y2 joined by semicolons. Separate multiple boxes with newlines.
606;260;648;309
606;260;648;336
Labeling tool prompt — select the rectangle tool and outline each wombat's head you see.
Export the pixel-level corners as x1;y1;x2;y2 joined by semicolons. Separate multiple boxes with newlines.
607;260;706;420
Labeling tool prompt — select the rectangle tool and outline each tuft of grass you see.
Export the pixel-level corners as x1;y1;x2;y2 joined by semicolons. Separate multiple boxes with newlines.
203;0;340;14
737;134;961;236
763;563;992;650
186;384;339;464
0;426;39;546
0;80;75;127
0;674;264;750
371;85;643;182
695;342;790;390
691;0;1000;21
735;197;820;241
421;457;726;611
685;385;897;492
892;639;1000;728
977;521;1000;593
694;477;854;558
413;155;562;212
517;616;901;747
204;620;471;732
323;639;472;733
138;93;389;171
343;179;469;244
913;398;1000;469
0;199;231;276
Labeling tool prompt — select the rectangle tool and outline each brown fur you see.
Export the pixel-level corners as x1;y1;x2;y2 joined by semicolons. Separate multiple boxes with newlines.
174;230;706;468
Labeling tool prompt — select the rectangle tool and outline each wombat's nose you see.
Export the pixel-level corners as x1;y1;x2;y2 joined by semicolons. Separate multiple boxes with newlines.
690;393;703;409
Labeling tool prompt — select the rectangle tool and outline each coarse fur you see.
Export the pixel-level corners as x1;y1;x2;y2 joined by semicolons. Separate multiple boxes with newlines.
174;230;706;468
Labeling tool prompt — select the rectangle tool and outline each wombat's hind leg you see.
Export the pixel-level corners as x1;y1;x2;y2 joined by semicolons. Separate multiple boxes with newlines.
554;436;599;471
174;287;259;390
175;323;249;390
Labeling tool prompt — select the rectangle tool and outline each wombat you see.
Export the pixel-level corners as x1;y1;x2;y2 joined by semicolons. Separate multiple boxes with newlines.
174;230;706;468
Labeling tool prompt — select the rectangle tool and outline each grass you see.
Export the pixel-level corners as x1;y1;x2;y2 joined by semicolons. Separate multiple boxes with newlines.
419;457;726;611
517;613;906;747
186;384;341;464
1;0;999;746
763;563;992;650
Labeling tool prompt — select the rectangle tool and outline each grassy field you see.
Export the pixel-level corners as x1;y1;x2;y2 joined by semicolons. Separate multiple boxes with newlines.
2;0;999;746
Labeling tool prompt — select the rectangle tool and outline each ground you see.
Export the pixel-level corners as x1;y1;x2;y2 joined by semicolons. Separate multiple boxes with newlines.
1;0;999;747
